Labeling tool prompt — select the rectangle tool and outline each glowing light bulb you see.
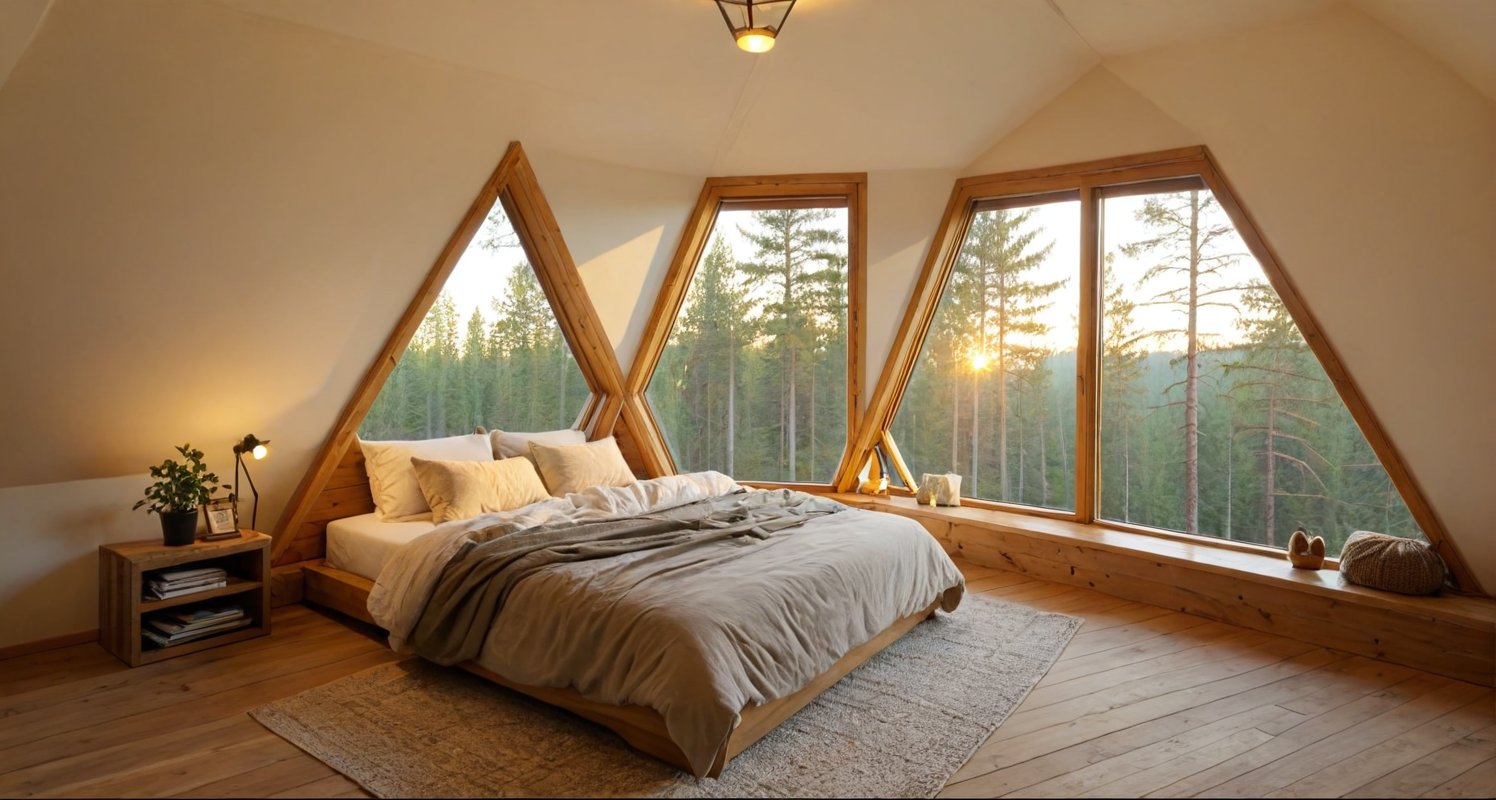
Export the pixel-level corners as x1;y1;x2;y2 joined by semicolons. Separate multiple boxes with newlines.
252;444;268;460
736;29;776;53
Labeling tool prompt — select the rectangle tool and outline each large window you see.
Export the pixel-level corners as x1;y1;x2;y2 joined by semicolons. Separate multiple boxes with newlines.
863;151;1439;565
1098;181;1419;551
360;199;589;440
891;195;1079;510
648;202;852;483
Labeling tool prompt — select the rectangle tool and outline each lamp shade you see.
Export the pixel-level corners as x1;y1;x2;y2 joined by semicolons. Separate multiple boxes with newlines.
233;433;270;458
714;0;796;53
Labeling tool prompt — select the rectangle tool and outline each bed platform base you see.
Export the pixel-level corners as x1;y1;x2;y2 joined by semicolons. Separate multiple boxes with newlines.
300;560;941;777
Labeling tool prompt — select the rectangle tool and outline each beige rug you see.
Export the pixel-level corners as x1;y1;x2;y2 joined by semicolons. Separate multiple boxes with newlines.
251;594;1079;798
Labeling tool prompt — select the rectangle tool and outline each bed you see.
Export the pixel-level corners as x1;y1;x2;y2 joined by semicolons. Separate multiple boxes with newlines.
301;460;964;778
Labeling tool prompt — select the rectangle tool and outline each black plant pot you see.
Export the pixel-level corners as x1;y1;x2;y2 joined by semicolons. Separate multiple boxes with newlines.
160;509;199;546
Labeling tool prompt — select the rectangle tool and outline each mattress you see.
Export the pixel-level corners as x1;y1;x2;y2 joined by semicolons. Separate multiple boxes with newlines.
325;512;436;581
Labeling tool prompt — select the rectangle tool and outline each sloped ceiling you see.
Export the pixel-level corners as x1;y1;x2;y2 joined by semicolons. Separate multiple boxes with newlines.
1353;0;1496;102
210;0;1366;175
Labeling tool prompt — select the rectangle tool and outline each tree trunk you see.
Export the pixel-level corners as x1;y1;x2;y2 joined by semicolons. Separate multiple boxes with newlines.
1264;389;1278;546
808;356;817;477
726;348;736;476
787;344;798;482
970;364;981;492
1184;190;1202;534
1016;386;1026;500
950;350;960;471
1123;414;1133;522
782;224;797;482
1038;395;1049;506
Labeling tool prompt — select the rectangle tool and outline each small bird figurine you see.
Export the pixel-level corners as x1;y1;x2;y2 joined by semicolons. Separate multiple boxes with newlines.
1287;526;1327;570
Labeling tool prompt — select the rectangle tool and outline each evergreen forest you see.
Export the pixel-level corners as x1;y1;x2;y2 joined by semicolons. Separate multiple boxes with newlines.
359;204;589;441
649;208;850;483
892;190;1420;552
359;192;1419;554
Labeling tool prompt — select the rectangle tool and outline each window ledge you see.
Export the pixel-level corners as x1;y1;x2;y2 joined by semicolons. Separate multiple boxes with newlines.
833;493;1496;631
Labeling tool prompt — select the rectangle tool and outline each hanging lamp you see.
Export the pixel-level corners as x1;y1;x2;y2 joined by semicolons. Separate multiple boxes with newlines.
714;0;797;53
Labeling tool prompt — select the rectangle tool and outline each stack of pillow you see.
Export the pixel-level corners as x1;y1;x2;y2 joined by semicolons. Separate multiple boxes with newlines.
358;429;637;524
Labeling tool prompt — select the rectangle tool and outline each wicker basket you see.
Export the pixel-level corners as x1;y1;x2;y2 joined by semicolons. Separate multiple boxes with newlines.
1338;531;1446;595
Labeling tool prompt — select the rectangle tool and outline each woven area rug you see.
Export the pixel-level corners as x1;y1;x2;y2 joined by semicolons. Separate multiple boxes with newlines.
250;594;1079;798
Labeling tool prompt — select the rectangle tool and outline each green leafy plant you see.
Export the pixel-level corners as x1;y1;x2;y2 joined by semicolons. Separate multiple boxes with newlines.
132;444;228;515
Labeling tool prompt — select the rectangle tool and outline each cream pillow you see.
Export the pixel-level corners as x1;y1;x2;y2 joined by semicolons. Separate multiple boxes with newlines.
410;456;552;524
359;433;492;520
489;428;587;461
529;436;637;495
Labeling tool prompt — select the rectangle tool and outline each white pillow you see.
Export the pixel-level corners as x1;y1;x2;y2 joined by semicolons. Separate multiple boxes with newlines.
411;456;552;524
489;428;586;461
529;436;637;495
359;433;492;520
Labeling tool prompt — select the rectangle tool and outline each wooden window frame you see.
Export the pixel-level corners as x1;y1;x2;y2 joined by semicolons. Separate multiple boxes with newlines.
624;174;869;490
840;146;1482;594
270;142;629;565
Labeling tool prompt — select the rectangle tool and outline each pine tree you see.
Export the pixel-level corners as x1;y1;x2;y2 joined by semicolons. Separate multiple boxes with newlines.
1100;257;1147;522
1225;282;1333;546
1120;189;1246;534
737;209;845;482
944;208;1063;500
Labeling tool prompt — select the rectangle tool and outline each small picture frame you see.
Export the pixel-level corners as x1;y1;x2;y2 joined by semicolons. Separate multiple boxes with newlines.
202;496;239;537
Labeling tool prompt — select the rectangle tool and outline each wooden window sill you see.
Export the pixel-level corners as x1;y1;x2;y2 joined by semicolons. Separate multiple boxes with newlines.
832;493;1496;631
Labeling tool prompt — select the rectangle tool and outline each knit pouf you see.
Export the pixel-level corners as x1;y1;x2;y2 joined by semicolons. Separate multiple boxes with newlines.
1338;531;1446;595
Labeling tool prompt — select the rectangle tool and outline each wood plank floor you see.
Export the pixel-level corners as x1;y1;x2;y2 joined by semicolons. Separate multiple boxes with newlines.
1;559;1490;798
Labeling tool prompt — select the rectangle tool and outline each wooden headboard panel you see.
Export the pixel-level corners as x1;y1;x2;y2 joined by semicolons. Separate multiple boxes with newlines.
277;445;375;565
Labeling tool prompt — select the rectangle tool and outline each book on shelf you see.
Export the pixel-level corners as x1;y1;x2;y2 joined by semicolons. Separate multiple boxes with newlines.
200;530;241;542
145;566;229;600
142;603;250;647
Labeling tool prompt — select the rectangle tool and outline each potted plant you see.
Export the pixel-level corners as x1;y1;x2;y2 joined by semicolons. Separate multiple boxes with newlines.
132;444;229;546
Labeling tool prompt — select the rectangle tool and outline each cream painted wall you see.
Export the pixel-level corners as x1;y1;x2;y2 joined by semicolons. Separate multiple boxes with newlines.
0;1;704;649
963;67;1199;177
967;8;1496;589
0;477;159;648
524;149;700;372
862;169;963;394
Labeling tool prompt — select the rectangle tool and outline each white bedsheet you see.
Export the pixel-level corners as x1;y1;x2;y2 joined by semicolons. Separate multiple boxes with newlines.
325;513;436;581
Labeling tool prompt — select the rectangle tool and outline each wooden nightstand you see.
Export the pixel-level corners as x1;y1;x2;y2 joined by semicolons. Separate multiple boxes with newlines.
99;530;271;666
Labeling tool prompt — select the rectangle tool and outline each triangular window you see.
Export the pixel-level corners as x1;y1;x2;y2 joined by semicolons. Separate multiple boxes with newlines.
1095;179;1419;548
360;203;589;439
853;150;1464;583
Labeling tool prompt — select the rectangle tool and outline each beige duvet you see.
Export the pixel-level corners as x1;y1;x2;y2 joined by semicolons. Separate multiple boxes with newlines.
369;472;965;777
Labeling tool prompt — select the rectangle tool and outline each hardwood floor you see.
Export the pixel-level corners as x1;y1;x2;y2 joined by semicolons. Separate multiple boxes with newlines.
1;559;1490;798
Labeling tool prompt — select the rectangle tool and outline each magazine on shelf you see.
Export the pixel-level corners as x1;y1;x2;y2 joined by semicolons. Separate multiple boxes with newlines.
145;603;245;636
146;580;227;600
142;616;251;648
145;566;229;599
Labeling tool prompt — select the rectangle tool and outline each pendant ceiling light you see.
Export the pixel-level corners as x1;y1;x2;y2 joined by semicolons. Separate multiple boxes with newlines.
714;0;796;53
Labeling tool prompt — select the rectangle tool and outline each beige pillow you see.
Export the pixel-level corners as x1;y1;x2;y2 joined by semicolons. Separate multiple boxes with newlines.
410;456;552;524
489;428;586;461
529;436;637;495
359;433;492;520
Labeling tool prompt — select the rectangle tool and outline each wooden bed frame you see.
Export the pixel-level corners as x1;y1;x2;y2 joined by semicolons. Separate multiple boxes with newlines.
303;560;941;777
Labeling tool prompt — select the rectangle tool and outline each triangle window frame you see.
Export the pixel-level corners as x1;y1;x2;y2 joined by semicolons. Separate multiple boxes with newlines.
841;146;1479;593
270;142;628;565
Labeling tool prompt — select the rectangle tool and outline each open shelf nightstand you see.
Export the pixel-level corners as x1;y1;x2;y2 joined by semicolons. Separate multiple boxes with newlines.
99;530;271;666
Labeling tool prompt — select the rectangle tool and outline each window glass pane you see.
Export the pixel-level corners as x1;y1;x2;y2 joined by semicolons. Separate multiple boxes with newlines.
359;198;590;440
648;205;849;482
890;199;1080;510
1099;184;1421;549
